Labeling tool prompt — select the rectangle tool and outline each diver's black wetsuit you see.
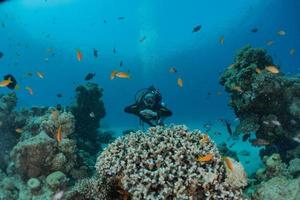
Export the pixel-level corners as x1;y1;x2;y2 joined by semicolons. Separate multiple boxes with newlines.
124;86;172;126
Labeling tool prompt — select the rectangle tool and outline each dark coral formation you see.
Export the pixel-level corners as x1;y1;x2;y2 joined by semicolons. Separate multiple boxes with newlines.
220;45;300;160
75;125;247;200
71;83;106;154
0;93;18;169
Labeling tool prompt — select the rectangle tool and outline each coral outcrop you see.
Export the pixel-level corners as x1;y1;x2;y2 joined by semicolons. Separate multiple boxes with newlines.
248;153;300;199
0;93;18;169
72;83;105;141
75;125;247;200
220;45;300;160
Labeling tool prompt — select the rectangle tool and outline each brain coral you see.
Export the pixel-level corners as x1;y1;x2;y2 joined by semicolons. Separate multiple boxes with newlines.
92;125;246;200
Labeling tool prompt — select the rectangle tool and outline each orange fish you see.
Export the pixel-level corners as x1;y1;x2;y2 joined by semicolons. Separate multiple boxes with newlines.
25;86;33;95
0;77;12;87
200;135;209;143
177;77;183;87
197;153;213;162
265;66;279;74
116;72;130;79
56;125;62;143
76;49;83;61
219;36;224;45
110;70;118;80
36;71;44;79
255;68;261;74
223;157;234;171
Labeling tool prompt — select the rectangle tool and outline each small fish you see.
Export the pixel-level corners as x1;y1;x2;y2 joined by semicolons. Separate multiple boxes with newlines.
116;72;130;79
44;58;49;62
265;66;279;74
242;133;250;142
177;77;183;88
245;160;250;164
250;138;270;146
192;25;202;33
293;132;300;143
223;157;234;171
84;73;96;81
139;36;146;43
14;85;20;90
238;150;251;156
266;40;274;46
0;77;12;87
263;121;269;125
219;36;224;45
93;48;98;58
117;16;126;20
53;190;64;200
200;135;209;143
277;30;286;36
251;28;258;33
197;153;213;162
0;51;3;58
216;91;222;96
223;120;233;137
15;128;23;134
76;49;83;61
229;142;236;148
25;86;33;95
169;67;177;73
36;71;45;79
271;120;281;126
57;93;62;98
113;48;117;54
89;112;95;118
56;125;62;143
228;64;234;69
120;60;123;67
232;86;243;92
213;131;221;136
255;68;262;74
25;72;33;77
289;48;296;56
110;70;118;80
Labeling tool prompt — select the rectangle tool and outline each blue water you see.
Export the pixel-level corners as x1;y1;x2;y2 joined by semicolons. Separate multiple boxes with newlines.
1;0;300;175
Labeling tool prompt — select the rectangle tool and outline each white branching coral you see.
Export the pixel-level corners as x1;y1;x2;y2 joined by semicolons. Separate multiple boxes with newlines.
91;125;247;199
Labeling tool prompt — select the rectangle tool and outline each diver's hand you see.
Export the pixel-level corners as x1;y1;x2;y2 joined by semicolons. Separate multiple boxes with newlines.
139;109;157;119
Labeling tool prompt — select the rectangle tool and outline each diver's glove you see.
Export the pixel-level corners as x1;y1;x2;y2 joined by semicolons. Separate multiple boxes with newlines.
139;109;158;119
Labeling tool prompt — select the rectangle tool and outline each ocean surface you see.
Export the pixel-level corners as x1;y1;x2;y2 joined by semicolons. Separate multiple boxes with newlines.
1;0;300;199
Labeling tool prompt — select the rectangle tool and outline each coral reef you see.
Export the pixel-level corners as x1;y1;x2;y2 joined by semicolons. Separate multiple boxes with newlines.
248;153;300;199
0;93;18;169
220;45;300;160
75;125;247;200
71;83;106;153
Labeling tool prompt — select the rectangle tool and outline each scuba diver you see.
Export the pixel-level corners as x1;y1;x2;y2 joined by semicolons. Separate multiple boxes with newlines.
124;86;172;126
